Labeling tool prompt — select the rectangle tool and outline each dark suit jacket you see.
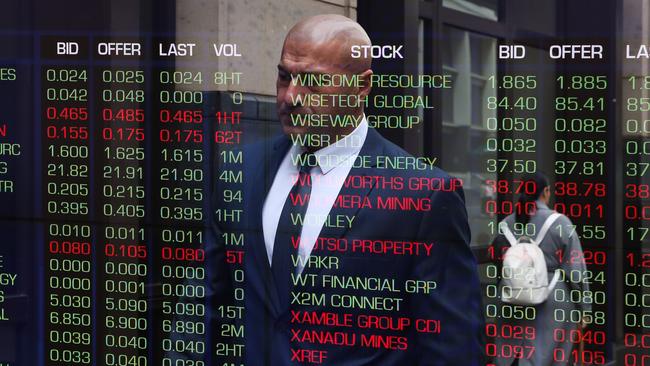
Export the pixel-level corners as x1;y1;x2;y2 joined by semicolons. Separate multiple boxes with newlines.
208;127;484;365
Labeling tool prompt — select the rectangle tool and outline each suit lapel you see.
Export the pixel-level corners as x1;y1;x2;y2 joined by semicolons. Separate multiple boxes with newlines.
258;129;389;312
301;128;385;277
247;135;291;317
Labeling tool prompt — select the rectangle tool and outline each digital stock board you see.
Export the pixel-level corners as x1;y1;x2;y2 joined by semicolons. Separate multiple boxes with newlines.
0;0;648;365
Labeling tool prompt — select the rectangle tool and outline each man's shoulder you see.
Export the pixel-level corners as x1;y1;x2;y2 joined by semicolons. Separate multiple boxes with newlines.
223;134;288;172
240;134;287;156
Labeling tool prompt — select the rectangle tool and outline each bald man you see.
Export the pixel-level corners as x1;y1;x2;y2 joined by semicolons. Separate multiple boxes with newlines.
211;14;484;365
276;14;373;148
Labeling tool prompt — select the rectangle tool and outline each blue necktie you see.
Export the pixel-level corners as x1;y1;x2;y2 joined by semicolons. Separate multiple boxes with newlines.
271;152;314;307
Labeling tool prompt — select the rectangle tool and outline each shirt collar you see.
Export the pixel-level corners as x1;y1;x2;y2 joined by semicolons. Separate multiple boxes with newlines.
290;114;368;175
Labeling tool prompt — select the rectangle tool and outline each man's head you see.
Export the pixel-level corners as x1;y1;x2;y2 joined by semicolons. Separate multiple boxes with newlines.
276;14;373;150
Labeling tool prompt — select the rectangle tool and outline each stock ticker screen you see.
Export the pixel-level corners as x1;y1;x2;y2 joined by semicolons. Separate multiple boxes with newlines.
1;0;649;365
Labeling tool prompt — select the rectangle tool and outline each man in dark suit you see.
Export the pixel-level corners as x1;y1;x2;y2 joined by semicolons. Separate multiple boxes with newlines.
211;14;484;366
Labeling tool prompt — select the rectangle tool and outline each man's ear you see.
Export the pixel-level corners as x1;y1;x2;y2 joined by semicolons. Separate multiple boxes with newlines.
358;69;373;97
543;186;551;201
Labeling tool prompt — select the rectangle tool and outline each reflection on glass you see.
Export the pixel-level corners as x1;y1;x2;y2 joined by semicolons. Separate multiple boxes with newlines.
443;0;499;21
440;26;496;246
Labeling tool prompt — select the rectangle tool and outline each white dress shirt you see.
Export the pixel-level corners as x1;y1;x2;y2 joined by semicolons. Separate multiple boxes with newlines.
262;116;369;274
